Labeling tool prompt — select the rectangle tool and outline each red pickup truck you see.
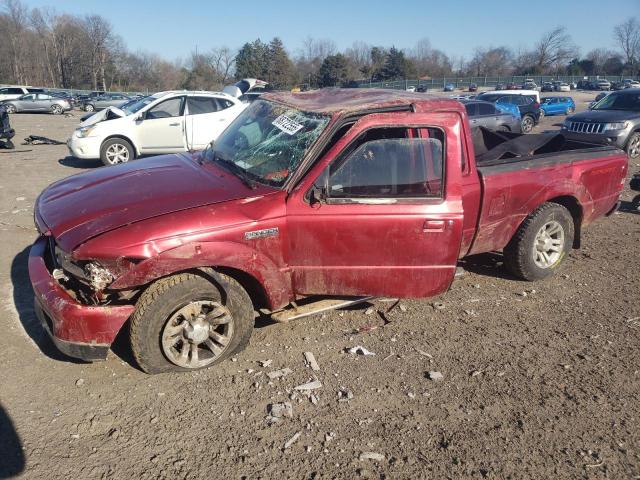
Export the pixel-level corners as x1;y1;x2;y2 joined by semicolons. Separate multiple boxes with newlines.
29;89;628;373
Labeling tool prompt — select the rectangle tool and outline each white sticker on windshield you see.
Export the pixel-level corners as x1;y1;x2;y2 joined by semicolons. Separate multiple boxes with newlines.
272;115;304;135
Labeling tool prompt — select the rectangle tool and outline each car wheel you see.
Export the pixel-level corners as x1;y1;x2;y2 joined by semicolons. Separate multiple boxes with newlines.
503;202;574;281
626;132;640;159
51;104;63;115
100;138;134;166
631;194;640;211
498;125;510;132
85;104;95;112
129;271;255;374
538;109;545;119
5;105;16;114
565;107;575;114
521;115;535;134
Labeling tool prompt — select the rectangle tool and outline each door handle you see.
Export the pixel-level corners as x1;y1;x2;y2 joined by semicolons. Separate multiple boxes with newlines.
423;219;450;232
169;122;180;126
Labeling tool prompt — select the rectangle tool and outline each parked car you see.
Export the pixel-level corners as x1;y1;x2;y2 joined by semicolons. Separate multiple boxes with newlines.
0;86;45;101
623;79;640;89
495;83;506;90
540;96;576;116
444;83;455;92
416;85;428;93
82;93;131;112
68;90;248;166
595;79;611;91
76;91;106;104
557;83;570;92
569;82;577;90
522;80;538;90
80;96;146;122
48;91;77;108
562;88;640;158
577;80;591;90
542;82;555;92
468;83;478;92
28;89;628;370
461;99;521;132
506;82;520;90
1;93;71;114
477;90;541;133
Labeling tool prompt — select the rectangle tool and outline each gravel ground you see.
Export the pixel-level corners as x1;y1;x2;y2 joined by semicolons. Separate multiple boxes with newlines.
0;91;639;480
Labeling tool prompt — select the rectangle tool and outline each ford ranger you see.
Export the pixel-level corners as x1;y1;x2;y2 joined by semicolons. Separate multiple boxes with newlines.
29;89;628;373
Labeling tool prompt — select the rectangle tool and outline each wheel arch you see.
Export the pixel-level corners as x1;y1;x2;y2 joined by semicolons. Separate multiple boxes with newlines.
545;195;583;248
101;134;139;157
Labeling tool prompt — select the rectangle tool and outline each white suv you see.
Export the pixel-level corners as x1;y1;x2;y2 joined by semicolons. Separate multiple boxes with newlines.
68;91;247;166
0;86;45;101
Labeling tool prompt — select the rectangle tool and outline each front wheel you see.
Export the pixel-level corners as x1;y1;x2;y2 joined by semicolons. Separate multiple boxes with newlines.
5;105;16;114
129;271;255;374
51;104;63;115
538;109;545;119
521;115;535;134
626;132;640;159
100;138;134;166
84;104;95;112
503;203;574;281
565;107;575;114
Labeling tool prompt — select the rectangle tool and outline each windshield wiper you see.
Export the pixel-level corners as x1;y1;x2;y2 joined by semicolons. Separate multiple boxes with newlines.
211;151;257;190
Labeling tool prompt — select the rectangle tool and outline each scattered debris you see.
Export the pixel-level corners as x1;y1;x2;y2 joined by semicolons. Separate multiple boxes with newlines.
266;367;293;379
407;392;416;399
324;432;335;443
426;371;444;381
359;452;385;462
150;416;159;424
337;388;354;402
259;359;273;368
347;346;376;356
399;303;408;312
470;370;482;377
75;379;84;387
22;135;65;145
353;325;379;334
267;402;293;423
303;352;320;371
432;302;446;310
415;349;433;359
294;380;322;391
284;431;302;449
364;307;375;315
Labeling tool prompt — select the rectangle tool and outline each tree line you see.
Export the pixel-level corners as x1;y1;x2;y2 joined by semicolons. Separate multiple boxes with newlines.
1;0;639;92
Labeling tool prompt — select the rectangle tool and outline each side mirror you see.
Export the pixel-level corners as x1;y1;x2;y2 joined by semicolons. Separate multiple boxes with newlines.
135;112;144;121
309;183;326;207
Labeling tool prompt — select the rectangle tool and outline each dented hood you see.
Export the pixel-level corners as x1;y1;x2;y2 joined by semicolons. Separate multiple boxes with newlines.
37;153;264;251
79;106;125;127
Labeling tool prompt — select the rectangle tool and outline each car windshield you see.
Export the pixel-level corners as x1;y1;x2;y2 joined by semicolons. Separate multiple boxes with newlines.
477;94;501;102
592;92;640;111
200;99;330;188
121;95;155;115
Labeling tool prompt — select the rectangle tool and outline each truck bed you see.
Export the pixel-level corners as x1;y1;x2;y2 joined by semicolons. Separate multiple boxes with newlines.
467;128;628;256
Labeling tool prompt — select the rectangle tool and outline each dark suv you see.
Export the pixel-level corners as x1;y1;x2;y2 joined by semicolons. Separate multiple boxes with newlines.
476;92;542;133
562;88;640;159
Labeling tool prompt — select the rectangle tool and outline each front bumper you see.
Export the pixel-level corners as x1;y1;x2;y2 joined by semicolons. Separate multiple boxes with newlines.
28;236;135;361
562;130;628;149
67;134;101;159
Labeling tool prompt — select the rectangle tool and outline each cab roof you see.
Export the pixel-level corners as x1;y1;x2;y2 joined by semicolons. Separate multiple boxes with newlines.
262;88;462;115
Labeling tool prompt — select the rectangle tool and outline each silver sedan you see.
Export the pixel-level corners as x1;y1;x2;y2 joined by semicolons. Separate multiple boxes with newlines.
83;94;131;112
2;93;71;115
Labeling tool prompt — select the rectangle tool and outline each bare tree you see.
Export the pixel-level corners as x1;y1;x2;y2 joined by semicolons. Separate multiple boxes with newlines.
83;15;114;90
614;17;640;73
2;0;28;84
531;27;578;74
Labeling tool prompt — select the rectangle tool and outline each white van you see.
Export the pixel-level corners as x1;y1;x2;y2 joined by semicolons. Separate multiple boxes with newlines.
68;91;248;166
0;86;45;101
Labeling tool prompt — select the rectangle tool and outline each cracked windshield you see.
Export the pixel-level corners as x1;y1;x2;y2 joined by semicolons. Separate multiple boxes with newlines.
202;99;330;187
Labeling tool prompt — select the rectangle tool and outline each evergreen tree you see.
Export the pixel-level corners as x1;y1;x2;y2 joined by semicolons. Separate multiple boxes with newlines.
266;37;295;88
378;46;415;81
234;39;268;80
318;53;349;87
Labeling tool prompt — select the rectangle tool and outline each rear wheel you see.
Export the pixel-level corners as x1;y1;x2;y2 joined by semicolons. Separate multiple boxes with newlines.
51;104;63;115
565;106;575;114
521;115;535;134
84;104;95;112
498;125;510;132
538;109;545;119
626;132;640;159
504;203;574;281
129;271;255;374
100;138;134;166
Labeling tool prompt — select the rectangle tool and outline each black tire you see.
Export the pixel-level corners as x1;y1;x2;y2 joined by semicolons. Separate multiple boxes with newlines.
130;271;255;374
498;125;510;132
625;132;640;160
521;115;535;134
503;203;574;281
100;137;134;166
85;104;95;112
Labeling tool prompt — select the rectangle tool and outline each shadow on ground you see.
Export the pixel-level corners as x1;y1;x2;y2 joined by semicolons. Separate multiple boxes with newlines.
11;246;85;363
619;199;639;215
0;403;25;478
58;155;101;169
458;252;521;280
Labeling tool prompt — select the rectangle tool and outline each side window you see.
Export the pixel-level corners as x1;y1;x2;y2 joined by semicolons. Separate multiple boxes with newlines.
0;88;7;94
216;98;234;110
22;94;35;100
37;94;52;100
187;97;219;115
327;127;444;200
146;97;183;119
477;103;494;116
464;103;477;117
10;88;24;95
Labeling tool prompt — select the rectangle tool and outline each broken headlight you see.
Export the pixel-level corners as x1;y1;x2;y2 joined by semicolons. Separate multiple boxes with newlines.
83;262;114;291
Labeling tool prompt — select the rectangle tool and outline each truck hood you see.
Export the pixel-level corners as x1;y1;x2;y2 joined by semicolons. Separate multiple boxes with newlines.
79;106;126;127
568;109;640;122
37;153;263;251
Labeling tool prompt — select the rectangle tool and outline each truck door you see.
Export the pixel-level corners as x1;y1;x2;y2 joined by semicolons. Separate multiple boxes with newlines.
136;96;186;153
286;112;465;299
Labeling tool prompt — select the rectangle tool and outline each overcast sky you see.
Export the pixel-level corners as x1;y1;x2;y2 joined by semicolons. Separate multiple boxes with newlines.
24;0;640;61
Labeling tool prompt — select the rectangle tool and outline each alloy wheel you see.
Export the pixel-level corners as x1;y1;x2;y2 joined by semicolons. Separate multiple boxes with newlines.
104;143;130;164
532;220;565;269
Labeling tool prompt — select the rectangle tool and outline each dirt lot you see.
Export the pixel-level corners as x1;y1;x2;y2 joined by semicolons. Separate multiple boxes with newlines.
0;90;639;479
